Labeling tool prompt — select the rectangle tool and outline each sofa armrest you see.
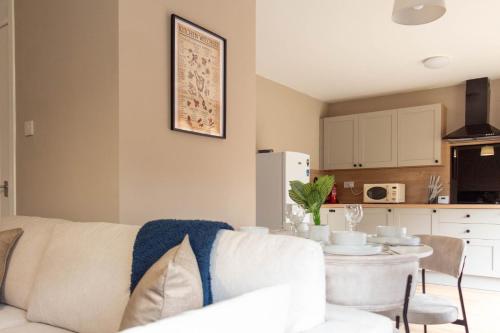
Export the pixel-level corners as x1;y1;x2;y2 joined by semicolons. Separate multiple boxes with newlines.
302;303;395;333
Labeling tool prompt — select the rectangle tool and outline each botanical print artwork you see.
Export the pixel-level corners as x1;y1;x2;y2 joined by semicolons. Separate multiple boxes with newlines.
172;15;226;138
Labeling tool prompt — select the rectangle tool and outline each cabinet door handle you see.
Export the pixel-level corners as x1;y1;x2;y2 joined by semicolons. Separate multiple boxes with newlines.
432;209;437;213
435;160;439;163
329;209;335;213
466;214;471;218
465;229;471;233
388;209;392;213
466;240;470;244
359;164;363;167
353;164;357;167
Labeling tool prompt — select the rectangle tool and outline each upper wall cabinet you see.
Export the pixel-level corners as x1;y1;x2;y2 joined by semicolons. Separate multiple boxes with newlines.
358;110;398;168
323;104;443;170
323;115;358;170
397;104;443;167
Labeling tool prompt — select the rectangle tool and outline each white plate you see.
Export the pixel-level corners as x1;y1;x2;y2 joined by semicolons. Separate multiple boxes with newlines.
323;244;383;256
367;235;420;246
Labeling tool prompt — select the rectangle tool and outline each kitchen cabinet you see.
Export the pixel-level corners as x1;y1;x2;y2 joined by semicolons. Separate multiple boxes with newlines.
358;208;393;234
462;239;500;278
358;110;398;168
323;111;397;170
323;116;358;170
320;208;346;231
392;208;433;235
432;208;500;278
322;205;500;279
322;104;443;169
397;104;443;167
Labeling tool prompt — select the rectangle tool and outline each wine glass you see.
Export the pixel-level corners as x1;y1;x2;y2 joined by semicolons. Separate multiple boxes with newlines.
344;204;363;232
285;204;306;235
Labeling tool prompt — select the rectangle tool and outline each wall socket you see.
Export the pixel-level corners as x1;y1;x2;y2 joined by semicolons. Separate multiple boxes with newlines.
344;181;354;189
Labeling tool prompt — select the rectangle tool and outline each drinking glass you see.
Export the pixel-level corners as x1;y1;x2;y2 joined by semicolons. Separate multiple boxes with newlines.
285;204;306;235
344;204;363;232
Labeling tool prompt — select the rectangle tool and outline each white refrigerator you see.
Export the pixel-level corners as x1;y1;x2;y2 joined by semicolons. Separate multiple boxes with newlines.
256;151;311;229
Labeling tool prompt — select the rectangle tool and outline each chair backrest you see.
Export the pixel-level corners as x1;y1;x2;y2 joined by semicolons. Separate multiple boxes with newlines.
417;235;466;278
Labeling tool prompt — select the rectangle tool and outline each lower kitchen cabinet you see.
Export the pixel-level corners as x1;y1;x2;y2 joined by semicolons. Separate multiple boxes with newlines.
321;206;500;280
392;208;433;235
358;208;392;234
461;239;500;278
320;208;346;231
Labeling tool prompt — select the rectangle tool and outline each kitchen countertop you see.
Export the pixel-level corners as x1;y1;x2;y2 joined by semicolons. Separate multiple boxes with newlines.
322;203;500;209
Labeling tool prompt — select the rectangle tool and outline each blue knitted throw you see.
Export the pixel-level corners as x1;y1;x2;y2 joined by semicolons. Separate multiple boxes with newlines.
130;219;233;306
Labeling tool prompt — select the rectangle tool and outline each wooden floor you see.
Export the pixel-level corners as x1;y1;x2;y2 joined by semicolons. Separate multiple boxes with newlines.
405;284;500;333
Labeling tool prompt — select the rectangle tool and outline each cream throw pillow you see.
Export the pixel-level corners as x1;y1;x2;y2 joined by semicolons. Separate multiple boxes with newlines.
0;228;23;289
120;235;203;330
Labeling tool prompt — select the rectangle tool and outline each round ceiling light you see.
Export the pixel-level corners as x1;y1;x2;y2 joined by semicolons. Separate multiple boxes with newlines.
422;56;450;69
392;0;446;25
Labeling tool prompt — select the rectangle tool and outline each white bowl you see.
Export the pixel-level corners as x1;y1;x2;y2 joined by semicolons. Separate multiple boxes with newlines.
238;226;269;235
376;226;407;238
330;231;367;246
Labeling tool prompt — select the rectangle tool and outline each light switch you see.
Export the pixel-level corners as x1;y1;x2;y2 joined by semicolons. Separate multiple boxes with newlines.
24;120;35;136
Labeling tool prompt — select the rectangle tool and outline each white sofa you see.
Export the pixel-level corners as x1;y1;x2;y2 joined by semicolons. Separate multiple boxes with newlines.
0;216;394;333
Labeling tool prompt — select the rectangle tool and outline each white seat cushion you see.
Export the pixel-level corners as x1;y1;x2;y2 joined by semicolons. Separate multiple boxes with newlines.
0;304;27;329
380;294;459;325
120;285;291;333
304;303;394;333
0;216;68;309
210;231;325;333
27;222;140;333
0;323;72;333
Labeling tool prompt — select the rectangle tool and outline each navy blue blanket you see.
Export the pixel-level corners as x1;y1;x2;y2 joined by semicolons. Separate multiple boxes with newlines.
130;219;233;306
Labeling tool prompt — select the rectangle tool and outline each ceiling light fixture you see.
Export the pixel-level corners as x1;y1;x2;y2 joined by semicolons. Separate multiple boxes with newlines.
392;0;446;25
422;56;450;69
480;145;495;157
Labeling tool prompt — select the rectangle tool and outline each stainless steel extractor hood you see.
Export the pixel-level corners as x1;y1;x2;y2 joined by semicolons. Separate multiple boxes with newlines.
443;77;500;141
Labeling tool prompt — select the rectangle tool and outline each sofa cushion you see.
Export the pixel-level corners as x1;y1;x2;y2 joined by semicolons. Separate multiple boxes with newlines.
0;304;27;329
119;284;291;333
120;235;203;330
315;303;393;333
210;230;325;333
0;323;72;333
0;229;23;290
27;222;140;333
0;216;68;309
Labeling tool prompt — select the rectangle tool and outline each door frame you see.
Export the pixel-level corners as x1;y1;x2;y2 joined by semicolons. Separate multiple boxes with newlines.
0;0;16;215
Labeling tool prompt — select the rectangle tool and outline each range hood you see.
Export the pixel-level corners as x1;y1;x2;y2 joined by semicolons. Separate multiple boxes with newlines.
443;77;500;141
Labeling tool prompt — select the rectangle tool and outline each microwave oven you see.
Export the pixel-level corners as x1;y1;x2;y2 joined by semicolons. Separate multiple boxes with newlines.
363;184;406;203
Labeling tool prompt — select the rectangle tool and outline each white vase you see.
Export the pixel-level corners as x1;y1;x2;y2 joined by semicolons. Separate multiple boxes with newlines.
309;224;330;243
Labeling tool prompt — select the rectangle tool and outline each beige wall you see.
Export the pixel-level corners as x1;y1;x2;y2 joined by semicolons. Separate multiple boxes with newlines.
257;76;327;169
15;0;119;222
118;0;256;226
328;79;500;134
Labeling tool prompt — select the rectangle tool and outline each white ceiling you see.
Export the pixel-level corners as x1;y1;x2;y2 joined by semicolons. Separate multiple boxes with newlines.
257;0;500;102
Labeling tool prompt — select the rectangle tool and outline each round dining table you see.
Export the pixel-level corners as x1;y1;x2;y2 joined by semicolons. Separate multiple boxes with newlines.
324;245;433;312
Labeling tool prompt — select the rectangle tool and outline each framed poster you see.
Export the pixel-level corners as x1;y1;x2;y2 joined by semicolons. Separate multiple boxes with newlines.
171;14;227;138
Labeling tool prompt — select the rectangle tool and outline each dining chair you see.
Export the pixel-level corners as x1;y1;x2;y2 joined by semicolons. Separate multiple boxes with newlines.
380;235;468;333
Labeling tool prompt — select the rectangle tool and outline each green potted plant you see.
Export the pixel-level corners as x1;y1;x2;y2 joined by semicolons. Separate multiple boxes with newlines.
288;175;334;241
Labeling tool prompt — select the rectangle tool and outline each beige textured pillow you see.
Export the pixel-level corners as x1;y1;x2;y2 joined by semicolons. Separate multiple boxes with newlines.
120;235;203;330
0;228;23;289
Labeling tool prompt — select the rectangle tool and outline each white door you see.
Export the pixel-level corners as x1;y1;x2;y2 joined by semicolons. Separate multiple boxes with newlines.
0;4;14;217
397;104;442;167
323;115;358;170
358;110;397;168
